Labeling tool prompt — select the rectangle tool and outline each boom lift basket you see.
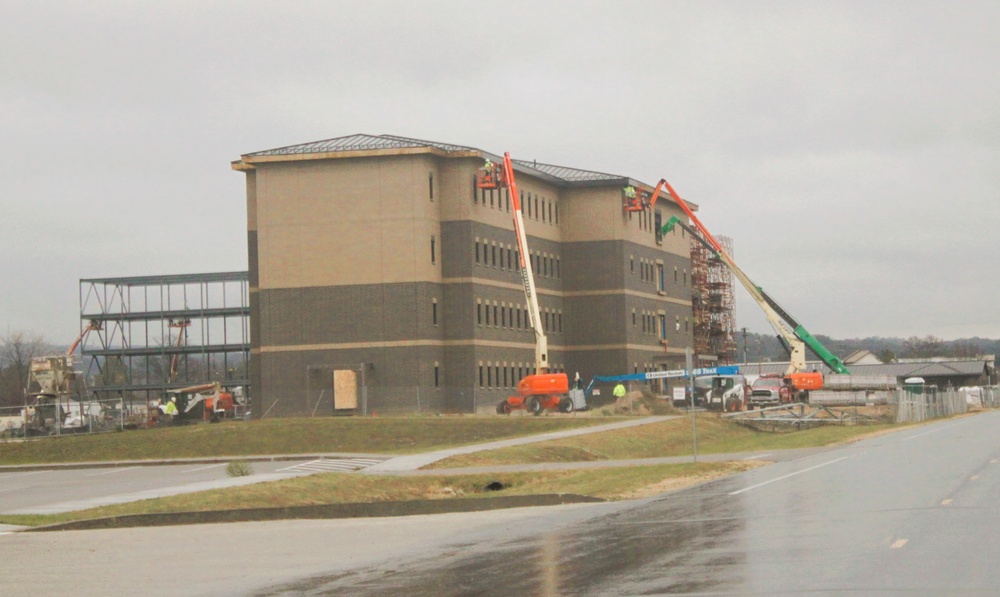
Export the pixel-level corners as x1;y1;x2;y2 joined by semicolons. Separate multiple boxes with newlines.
476;165;506;189
622;186;649;212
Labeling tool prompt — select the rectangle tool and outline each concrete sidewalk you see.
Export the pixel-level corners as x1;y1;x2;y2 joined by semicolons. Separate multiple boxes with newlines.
0;452;393;473
363;415;677;473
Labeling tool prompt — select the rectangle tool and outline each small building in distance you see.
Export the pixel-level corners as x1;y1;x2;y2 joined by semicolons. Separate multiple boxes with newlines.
740;356;997;388
231;134;699;416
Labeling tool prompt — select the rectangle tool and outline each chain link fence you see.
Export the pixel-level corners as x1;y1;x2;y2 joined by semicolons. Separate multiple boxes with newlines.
0;398;154;440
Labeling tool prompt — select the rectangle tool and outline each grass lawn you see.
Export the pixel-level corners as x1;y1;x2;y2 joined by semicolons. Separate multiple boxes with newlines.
0;416;617;465
425;413;908;469
0;460;763;528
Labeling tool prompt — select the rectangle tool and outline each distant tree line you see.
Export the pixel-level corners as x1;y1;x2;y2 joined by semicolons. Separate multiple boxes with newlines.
733;331;999;365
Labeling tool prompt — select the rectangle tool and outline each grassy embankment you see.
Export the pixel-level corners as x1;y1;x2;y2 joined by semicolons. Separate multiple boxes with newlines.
0;412;908;528
0;416;614;465
0;460;763;527
424;413;903;468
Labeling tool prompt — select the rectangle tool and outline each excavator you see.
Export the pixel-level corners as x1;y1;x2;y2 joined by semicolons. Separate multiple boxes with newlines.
478;154;572;415
653;178;849;398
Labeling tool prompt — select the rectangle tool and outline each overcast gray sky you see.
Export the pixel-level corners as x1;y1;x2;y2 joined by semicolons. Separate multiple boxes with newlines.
1;0;997;343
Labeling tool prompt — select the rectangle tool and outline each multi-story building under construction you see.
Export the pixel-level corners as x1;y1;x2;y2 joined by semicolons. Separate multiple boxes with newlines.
690;235;738;363
231;134;701;416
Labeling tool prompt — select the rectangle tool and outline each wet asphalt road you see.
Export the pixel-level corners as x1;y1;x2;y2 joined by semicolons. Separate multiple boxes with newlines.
265;411;1000;596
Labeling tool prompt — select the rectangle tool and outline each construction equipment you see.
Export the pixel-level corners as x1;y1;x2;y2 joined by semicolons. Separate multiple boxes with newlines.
656;179;849;393
149;382;239;425
478;154;571;415
167;317;191;382
22;321;101;435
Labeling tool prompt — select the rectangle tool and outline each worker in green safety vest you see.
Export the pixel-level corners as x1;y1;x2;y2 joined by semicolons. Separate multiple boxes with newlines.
613;383;627;398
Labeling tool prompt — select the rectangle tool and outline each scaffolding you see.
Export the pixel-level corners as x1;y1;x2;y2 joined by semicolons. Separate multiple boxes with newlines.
79;272;250;415
691;235;737;363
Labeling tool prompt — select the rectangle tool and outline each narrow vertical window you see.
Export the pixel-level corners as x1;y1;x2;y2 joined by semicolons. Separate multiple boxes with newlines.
556;258;560;279
477;301;482;325
485;303;491;326
488;365;493;388
632;310;636;326
473;175;478;204
430;236;436;264
501;304;507;328
630;256;634;273
657;264;664;291
548;202;553;223
492;244;497;267
507;247;512;270
534;196;539;219
428;172;434;200
434;364;440;388
499;246;505;269
475;240;480;264
541;198;546;222
493;304;498;326
490;189;495;208
432;299;438;326
554;202;559;224
506;191;510;212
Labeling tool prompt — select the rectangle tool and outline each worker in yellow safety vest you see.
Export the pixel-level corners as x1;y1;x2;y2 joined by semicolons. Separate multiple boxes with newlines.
164;396;179;422
613;383;627;398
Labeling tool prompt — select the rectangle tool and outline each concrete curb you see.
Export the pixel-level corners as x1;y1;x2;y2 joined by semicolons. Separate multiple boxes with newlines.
25;494;605;532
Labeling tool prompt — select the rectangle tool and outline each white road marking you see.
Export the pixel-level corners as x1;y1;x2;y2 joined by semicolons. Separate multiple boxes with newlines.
900;423;959;443
86;466;141;477
181;463;229;473
729;457;850;495
277;458;384;474
891;539;909;549
941;499;953;505
0;471;48;479
742;454;773;461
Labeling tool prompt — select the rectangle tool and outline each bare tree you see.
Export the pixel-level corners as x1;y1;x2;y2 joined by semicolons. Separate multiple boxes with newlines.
0;330;48;407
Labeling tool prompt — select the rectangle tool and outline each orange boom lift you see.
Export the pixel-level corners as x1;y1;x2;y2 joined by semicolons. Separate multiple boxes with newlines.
478;154;571;415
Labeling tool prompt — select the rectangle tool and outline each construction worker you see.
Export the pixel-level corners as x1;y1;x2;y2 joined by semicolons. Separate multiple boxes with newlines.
613;383;627;399
623;186;636;199
164;396;179;423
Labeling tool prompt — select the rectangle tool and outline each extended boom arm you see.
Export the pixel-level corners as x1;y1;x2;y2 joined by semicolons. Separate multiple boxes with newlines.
658;180;848;376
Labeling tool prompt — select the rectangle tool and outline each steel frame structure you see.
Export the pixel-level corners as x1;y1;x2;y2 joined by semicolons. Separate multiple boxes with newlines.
79;272;250;409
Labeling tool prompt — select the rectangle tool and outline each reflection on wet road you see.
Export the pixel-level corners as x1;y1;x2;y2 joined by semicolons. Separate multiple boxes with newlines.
263;411;1000;596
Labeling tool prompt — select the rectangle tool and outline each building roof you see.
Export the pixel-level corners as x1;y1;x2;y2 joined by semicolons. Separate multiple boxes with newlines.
243;133;477;157
511;159;627;184
238;133;648;190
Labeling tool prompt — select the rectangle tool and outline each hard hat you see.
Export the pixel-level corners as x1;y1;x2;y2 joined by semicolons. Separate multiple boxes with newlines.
170;397;176;402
